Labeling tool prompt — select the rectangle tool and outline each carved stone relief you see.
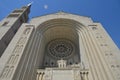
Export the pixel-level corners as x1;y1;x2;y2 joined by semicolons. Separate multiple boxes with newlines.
17;37;27;44
23;28;31;35
72;69;81;80
12;45;23;54
7;55;15;64
7;66;14;78
0;66;9;78
45;69;52;80
0;27;33;79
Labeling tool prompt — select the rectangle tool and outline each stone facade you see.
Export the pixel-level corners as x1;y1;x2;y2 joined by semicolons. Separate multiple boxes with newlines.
0;5;120;80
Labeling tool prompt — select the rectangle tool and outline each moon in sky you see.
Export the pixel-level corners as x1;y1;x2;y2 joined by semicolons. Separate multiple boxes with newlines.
44;5;48;9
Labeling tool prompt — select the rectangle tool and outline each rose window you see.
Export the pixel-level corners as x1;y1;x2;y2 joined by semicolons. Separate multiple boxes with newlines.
47;39;75;59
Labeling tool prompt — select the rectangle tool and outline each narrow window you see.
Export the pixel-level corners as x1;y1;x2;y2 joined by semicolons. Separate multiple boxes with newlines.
2;21;9;26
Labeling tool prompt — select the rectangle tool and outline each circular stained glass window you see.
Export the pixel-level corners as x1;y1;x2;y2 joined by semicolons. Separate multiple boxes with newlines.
47;39;75;59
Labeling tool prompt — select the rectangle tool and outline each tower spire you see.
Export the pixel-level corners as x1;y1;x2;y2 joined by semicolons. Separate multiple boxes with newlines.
27;1;33;7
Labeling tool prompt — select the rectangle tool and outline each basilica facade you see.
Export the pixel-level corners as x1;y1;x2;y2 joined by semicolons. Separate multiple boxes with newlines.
0;4;120;80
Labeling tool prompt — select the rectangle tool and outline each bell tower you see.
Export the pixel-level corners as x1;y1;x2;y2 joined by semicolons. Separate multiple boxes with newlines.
0;3;31;57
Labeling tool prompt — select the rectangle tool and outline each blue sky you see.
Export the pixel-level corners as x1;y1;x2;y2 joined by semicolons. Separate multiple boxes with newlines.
0;0;120;48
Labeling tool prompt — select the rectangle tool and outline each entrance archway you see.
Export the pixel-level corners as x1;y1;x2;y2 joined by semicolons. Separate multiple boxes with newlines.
36;19;83;68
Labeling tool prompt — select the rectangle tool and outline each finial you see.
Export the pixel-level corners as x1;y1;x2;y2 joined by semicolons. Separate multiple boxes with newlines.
27;1;33;7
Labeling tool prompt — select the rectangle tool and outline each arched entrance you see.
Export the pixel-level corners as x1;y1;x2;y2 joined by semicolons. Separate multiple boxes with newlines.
35;19;83;68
